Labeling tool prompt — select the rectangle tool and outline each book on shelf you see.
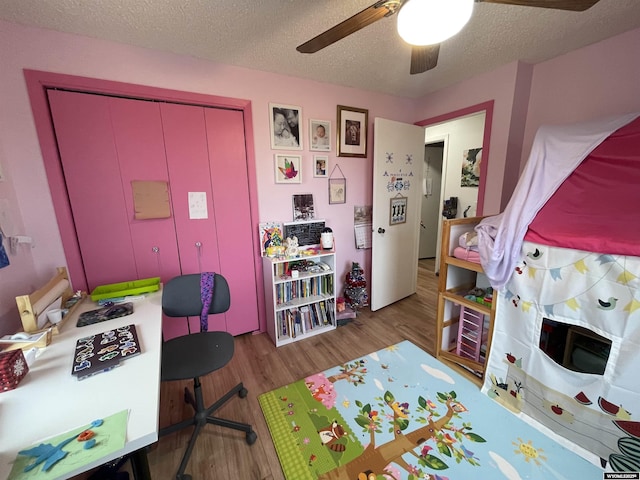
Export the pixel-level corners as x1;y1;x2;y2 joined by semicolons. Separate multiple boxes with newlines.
71;323;141;380
300;306;311;330
287;310;296;338
319;300;328;325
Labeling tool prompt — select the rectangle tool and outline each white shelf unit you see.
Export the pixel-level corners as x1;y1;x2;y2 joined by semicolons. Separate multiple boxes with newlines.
436;217;496;387
263;250;337;347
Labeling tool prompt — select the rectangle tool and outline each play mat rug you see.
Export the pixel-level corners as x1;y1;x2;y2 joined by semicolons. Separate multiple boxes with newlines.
258;341;602;480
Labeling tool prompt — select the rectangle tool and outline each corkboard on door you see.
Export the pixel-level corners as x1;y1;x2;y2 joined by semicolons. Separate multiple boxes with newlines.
131;180;171;220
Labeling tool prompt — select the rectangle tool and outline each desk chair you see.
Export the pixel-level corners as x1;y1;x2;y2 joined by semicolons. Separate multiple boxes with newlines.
160;273;256;480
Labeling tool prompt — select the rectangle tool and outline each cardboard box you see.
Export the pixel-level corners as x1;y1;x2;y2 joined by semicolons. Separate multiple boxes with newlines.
0;349;29;392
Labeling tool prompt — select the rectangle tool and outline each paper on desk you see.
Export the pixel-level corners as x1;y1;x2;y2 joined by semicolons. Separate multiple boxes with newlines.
7;410;128;480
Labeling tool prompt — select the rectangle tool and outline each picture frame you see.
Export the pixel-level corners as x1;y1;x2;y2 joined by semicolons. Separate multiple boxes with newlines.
258;221;284;256
292;193;315;221
337;105;368;158
269;103;303;150
313;155;329;178
274;154;302;184
389;195;407;225
309;119;331;152
328;178;346;204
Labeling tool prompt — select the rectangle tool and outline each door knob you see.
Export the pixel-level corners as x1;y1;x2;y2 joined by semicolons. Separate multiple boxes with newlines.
378;228;385;234
420;221;426;229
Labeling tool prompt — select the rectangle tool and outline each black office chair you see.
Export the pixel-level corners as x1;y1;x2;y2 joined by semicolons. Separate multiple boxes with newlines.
160;273;256;480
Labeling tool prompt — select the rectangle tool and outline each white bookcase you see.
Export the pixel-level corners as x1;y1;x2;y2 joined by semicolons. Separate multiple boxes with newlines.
263;249;336;347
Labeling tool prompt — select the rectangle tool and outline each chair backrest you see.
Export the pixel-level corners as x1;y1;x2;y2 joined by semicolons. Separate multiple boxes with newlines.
162;273;230;318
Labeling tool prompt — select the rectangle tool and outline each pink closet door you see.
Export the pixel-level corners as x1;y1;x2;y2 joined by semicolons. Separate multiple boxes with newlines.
48;90;137;290
160;102;226;333
108;97;181;284
204;108;259;335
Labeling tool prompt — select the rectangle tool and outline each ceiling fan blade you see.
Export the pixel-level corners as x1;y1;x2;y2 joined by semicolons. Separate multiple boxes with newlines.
410;44;440;75
479;0;601;12
297;1;401;54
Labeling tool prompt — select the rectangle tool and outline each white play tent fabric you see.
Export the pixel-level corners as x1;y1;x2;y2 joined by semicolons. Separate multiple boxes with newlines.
479;113;640;471
476;112;639;290
483;241;640;466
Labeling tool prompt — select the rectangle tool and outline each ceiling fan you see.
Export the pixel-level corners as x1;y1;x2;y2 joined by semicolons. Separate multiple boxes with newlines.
296;0;602;75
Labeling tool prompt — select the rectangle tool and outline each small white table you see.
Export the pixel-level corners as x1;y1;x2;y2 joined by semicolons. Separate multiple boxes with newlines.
0;290;163;479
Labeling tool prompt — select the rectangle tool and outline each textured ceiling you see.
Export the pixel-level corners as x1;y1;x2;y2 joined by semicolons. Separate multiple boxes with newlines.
1;0;640;98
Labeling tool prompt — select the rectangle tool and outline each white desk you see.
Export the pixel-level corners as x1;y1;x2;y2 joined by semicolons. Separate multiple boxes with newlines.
0;290;163;479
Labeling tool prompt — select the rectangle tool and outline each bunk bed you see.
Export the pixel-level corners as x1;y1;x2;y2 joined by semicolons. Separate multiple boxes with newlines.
476;112;640;472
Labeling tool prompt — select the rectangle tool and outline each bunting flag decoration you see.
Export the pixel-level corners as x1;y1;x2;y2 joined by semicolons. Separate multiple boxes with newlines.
550;268;563;281
503;290;514;301
574;259;588;274
623;298;640;315
521;301;532;313
565;298;580;311
544;304;554;316
617;269;636;285
527;267;537;279
596;254;615;265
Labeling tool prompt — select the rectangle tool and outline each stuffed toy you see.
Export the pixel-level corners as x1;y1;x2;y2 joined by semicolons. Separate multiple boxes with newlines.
284;236;299;257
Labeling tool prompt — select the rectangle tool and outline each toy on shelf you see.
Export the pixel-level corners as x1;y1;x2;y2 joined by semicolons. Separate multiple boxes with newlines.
464;286;493;307
284;236;300;258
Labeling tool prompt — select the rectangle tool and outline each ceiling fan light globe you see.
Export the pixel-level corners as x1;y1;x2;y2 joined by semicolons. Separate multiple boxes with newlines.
397;0;474;46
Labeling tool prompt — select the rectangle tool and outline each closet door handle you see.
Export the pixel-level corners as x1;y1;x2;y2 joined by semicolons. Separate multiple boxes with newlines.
195;242;202;248
152;246;160;253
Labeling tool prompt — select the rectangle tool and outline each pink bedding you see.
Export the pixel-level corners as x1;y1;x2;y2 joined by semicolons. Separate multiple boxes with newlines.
453;246;481;264
525;116;640;256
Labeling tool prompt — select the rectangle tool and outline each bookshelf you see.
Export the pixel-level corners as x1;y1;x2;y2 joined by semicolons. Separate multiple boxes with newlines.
436;217;497;387
263;249;336;347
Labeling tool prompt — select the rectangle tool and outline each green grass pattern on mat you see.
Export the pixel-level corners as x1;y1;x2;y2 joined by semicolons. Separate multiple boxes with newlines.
259;389;314;480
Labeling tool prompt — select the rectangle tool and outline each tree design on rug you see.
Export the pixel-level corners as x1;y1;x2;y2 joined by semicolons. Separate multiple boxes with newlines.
306;359;367;409
317;390;485;480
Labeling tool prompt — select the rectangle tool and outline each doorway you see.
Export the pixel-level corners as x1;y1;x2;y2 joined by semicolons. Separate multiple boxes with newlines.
416;101;493;274
419;141;444;259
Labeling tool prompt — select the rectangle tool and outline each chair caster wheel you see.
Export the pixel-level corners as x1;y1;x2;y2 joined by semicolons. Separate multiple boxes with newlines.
246;430;257;445
239;387;248;398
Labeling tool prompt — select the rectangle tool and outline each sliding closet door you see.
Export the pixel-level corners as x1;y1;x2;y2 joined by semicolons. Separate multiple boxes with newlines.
160;102;226;332
108;97;181;283
48;90;137;290
204;108;259;335
48;90;258;336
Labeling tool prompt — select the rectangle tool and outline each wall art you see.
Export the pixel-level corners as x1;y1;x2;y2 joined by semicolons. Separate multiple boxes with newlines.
337;105;368;158
269;103;303;150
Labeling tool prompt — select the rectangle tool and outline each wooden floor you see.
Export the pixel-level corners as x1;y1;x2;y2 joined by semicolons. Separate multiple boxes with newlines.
99;258;438;480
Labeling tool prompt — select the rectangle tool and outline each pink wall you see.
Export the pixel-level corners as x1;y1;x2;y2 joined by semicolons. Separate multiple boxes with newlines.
521;27;640;171
0;20;415;335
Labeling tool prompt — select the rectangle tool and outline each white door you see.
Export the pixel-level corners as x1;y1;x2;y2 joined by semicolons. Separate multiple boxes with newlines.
371;118;426;311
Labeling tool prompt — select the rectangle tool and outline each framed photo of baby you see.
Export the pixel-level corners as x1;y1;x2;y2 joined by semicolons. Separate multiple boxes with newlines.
269;103;303;150
309;119;331;152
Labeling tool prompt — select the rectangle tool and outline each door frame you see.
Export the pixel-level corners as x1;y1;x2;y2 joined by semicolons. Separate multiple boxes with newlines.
23;69;267;333
415;100;494;216
425;134;450;272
